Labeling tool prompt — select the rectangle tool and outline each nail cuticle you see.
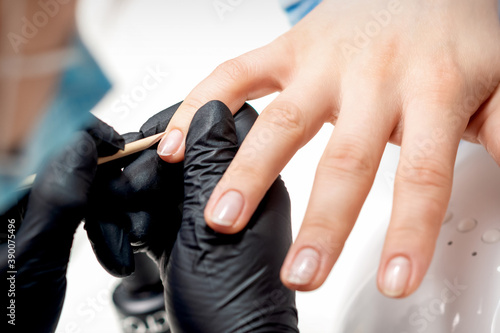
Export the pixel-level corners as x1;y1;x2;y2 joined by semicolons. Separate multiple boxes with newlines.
158;129;183;157
382;256;411;298
211;190;244;227
287;247;321;286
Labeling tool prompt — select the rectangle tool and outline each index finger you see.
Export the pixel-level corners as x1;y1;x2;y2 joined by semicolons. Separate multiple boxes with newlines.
157;41;291;162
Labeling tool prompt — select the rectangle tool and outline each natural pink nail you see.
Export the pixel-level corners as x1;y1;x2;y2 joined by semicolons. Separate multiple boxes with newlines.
157;129;183;157
211;191;244;226
382;256;411;297
287;248;320;286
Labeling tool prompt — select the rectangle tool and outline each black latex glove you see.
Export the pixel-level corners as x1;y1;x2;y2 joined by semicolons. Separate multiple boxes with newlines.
85;102;185;277
167;101;298;332
0;116;124;333
87;101;298;332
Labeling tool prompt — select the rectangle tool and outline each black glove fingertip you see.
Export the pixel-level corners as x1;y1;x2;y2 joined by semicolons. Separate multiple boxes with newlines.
233;103;258;145
140;101;183;137
86;114;125;157
85;220;135;277
185;100;238;160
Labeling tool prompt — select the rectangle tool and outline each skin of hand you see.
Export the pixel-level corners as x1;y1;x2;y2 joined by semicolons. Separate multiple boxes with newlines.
156;0;500;298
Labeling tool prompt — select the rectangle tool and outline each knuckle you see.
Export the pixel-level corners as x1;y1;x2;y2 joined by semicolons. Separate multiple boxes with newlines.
274;33;297;65
264;101;306;141
302;220;346;256
389;223;436;242
223;161;265;192
177;97;209;121
421;58;467;103
431;59;463;86
214;58;249;83
406;49;469;111
363;40;400;81
318;139;376;181
397;156;451;191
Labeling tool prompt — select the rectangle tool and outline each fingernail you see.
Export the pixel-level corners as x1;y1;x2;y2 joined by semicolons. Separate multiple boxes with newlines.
211;191;244;226
287;248;320;286
382;256;411;297
158;129;183;157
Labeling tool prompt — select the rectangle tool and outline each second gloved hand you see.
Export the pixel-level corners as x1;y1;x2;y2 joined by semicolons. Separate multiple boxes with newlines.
0;116;124;333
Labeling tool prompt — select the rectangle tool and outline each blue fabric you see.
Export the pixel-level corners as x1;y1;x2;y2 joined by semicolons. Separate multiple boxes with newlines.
280;0;322;25
0;38;111;213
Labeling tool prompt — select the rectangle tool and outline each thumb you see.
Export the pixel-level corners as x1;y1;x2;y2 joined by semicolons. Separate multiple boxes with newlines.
85;114;125;157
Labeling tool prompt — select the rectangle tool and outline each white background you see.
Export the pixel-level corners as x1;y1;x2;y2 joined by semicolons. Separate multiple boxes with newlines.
57;1;403;332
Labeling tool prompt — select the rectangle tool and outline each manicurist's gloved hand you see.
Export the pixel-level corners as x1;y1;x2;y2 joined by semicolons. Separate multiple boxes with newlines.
166;101;297;332
0;116;124;333
85;102;185;275
87;101;298;332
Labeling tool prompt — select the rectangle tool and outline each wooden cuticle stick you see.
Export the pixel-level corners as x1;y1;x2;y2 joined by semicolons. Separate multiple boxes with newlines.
19;132;166;189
